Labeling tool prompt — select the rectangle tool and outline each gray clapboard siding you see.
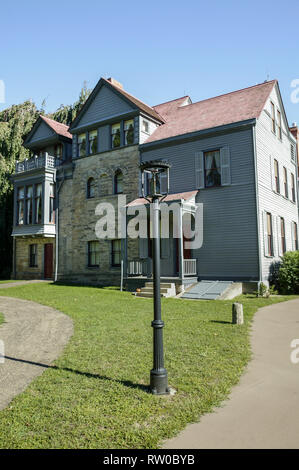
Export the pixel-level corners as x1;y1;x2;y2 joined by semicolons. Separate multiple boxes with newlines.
76;85;135;128
29;121;55;142
255;85;299;281
141;127;260;280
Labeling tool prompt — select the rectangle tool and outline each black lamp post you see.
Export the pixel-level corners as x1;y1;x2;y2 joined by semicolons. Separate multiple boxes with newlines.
140;160;171;395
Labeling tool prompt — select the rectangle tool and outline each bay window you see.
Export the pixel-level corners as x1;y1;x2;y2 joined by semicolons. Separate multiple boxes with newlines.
26;186;33;224
89;130;98;155
78;133;86;157
35;183;42;224
111;123;121;148
17;187;24;225
124;119;134;145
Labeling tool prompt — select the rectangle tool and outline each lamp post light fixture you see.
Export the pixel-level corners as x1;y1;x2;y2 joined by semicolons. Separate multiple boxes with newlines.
140;159;171;395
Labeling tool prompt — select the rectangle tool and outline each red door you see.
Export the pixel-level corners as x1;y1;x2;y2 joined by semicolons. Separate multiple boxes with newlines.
44;243;53;279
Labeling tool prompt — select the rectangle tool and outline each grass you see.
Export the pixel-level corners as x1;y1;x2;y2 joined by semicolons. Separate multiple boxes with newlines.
0;282;296;449
0;312;3;325
0;280;22;284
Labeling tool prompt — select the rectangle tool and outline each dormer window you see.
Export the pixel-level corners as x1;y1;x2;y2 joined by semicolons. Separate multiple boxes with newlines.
78;133;86;157
111;123;121;148
124;119;134;145
89;130;98;155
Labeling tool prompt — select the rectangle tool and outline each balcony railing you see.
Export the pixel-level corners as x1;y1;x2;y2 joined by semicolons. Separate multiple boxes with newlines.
15;153;61;173
184;259;197;276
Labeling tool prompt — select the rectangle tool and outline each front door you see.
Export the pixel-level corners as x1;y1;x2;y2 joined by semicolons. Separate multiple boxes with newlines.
44;243;53;279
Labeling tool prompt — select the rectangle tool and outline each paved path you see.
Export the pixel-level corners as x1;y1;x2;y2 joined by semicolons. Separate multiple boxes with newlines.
0;296;73;410
0;280;49;289
164;299;299;449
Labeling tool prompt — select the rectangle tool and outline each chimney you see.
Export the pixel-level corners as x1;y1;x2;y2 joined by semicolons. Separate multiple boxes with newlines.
107;77;123;89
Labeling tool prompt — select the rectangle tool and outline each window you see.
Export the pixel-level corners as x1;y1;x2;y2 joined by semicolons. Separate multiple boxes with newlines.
204;150;221;188
88;130;98;155
111;239;121;267
88;241;100;267
111;123;121;148
55;144;63;159
87;177;95;199
271;102;276;133
35;183;42;224
114;170;123;194
274;159;280;193
266;212;273;256
78;133;86;157
283;167;288;198
277;110;282;139
291;144;296;162
49;184;55;223
294;222;298;250
280;217;286;254
29;244;37;267
26;186;33;224
17;187;24;225
291;173;296;202
124;119;134;145
142;120;149;133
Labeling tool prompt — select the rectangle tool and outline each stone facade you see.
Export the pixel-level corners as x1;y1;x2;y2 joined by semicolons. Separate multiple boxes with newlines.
57;145;140;285
14;237;55;280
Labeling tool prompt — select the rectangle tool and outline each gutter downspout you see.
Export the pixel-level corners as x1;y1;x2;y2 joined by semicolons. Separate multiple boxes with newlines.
252;123;262;284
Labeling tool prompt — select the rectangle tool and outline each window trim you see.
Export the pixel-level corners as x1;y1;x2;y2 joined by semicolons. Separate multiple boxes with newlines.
266;212;274;257
203;149;221;188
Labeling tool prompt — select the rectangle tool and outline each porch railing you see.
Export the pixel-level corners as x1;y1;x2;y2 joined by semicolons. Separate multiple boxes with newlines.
184;259;197;276
15;153;59;173
127;259;149;276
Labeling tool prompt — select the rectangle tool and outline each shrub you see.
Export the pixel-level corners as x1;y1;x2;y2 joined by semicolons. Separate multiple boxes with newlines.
278;251;299;294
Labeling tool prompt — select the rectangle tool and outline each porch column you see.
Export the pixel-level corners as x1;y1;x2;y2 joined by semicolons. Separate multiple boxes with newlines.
178;203;184;281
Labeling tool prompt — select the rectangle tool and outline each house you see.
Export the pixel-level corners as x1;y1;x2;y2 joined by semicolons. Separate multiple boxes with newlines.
11;78;299;296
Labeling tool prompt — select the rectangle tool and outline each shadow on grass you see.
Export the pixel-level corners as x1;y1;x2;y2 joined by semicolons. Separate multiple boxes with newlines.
210;320;232;324
4;355;149;392
51;281;121;292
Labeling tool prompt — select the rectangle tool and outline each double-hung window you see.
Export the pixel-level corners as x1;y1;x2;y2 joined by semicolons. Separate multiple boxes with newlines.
29;244;37;267
280;217;286;254
111;240;121;267
49;184;55;223
26;186;33;224
277;110;282;139
271;102;276;134
124;119;134;145
89;130;98;155
204;150;221;188
293;222;298;250
274;159;280;193
88;241;100;267
283;167;288;198
291;173;296;202
266;212;273;256
78;133;86;157
17;187;25;225
111;123;121;148
35;183;42;224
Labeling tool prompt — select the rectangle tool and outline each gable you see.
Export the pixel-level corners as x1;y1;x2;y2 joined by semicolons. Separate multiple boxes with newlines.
263;83;289;135
75;84;135;128
28;120;55;143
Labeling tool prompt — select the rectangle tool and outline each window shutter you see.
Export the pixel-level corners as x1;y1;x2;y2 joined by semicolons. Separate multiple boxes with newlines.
220;146;231;186
161;238;170;259
263;211;269;256
277;216;282;257
291;222;295;251
195;152;204;189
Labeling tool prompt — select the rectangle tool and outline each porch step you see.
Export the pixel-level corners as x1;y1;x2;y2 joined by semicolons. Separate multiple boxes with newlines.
136;282;176;298
182;280;241;300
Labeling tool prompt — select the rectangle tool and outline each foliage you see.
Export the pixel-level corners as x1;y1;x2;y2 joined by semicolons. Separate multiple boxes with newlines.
0;283;296;448
278;251;299;294
257;282;269;298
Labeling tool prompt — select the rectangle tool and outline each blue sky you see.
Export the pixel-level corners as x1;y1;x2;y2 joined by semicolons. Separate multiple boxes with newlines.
1;0;299;125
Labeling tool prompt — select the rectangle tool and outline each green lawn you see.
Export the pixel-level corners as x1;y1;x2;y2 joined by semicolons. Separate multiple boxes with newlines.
0;283;296;449
0;280;22;284
0;312;3;325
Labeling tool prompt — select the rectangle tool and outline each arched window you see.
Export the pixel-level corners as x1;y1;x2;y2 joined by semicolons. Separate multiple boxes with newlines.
87;177;95;199
114;170;123;194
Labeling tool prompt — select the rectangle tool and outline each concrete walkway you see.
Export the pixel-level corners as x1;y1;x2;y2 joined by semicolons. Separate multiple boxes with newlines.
0;280;49;289
0;296;73;410
164;298;299;449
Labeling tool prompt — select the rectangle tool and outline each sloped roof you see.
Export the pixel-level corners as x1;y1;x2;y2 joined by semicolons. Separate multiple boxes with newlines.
40;115;72;139
153;96;191;121
127;190;198;206
102;78;164;123
145;80;277;144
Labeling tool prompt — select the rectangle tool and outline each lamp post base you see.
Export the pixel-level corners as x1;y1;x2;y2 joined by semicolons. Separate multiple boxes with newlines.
150;369;170;395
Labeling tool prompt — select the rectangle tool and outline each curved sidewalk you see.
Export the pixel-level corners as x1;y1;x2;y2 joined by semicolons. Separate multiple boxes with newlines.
0;296;73;410
164;298;299;449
